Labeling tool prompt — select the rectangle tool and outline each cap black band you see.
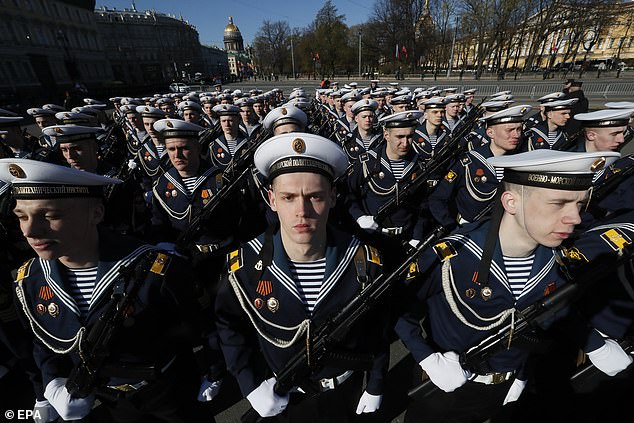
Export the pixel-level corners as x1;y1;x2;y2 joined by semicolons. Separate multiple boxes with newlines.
581;119;629;128
12;184;104;199
56;134;97;143
503;170;593;191
384;120;418;128
269;157;334;181
486;116;525;126
162;130;200;139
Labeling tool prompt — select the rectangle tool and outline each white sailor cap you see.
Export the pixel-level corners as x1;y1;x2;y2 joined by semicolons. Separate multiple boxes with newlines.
427;86;437;91
83;98;107;109
481;100;514;112
414;91;432;100
389;82;400;87
358;87;371;96
42;104;66;112
413;87;425;94
443;87;458;94
371;79;380;83
263;106;308;131
488;150;620;191
153;118;204;139
0;108;23;126
394;88;411;96
252;95;265;104
349;82;358;88
605;101;634;109
54;111;91;125
351;99;378;115
490;94;514;102
284;99;311;111
212;104;239;116
235;97;255;108
155;97;174;106
254;132;348;181
199;96;218;105
109;97;122;104
573;109;634;127
177;101;202;112
0;158;120;199
445;94;464;103
181;95;201;104
288;91;306;100
390;94;412;105
491;90;512;97
538;92;565;104
379;110;423;128
341;91;361;103
42;125;100;143
72;106;99;116
26;108;56;118
544;98;578;110
463;88;477;96
481;105;532;126
423;97;447;109
136;106;167;118
370;90;387;98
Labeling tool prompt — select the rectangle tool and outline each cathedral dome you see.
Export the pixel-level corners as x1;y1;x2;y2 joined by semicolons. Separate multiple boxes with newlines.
224;16;242;40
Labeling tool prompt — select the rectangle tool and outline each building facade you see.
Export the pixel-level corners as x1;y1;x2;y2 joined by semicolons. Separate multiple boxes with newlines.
223;16;253;78
0;0;112;105
94;6;203;86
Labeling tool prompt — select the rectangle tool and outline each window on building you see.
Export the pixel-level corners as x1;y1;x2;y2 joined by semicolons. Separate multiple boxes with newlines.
608;38;614;49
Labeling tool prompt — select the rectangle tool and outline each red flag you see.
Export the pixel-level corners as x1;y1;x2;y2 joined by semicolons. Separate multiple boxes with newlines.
315;52;320;61
401;46;408;58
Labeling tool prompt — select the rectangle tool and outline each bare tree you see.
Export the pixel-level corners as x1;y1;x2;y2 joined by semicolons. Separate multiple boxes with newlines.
252;20;291;76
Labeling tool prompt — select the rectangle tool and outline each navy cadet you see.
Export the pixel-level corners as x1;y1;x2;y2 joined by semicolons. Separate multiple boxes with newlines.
208;104;248;172
461;89;477;118
463;100;515;150
342;99;383;163
215;133;388;421
200;96;219;128
42;125;114;175
1;159;217;422
0;109;32;158
26;108;58;148
396;149;625;423
347;111;427;262
524;98;578;151
178;100;203;125
135;105;170;182
236;97;262;137
443;94;463;133
571;108;633;153
390;93;412;114
340;91;361;131
412;97;450;161
523;92;565;132
252;96;267;123
563;79;589;136
156;97;177;118
150;118;233;255
429;105;532;231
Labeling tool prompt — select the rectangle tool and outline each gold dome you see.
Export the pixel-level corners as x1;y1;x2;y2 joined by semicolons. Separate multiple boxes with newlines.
224;16;240;34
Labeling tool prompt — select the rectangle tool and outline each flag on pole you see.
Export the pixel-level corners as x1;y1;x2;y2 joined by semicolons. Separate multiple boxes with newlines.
396;43;399;59
402;46;408;59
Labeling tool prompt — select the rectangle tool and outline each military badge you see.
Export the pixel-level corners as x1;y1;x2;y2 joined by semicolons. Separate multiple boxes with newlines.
47;302;59;317
292;138;306;154
475;168;485;177
267;297;279;313
480;286;493;301
444;170;457;182
38;286;54;301
254;298;264;309
36;304;46;314
8;164;26;178
465;288;476;299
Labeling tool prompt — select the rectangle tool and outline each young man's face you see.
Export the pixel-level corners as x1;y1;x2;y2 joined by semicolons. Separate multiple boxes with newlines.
425;108;445;126
586;126;626;152
354;110;374;131
344;101;355;117
182;109;200;123
384;126;414;159
547;109;571;127
220;115;239;136
273;122;302;135
253;103;264;116
445;102;460;118
127;113;142;130
487;123;522;153
59;141;99;172
143;117;159;141
268;172;335;247
35;116;56;129
166;138;200;175
13;197;103;261
507;186;586;248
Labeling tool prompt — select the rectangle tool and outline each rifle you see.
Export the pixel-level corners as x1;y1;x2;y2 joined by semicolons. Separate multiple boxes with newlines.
199;122;221;153
66;253;156;398
374;109;483;225
241;226;445;422
100;113;129;161
175;128;271;253
407;247;634;398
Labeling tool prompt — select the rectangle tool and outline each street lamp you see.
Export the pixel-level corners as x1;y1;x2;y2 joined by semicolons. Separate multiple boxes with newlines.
358;30;362;78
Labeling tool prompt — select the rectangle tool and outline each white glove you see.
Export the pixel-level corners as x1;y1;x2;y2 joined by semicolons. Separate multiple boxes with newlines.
197;378;223;402
44;378;95;421
502;379;527;405
587;339;633;376
408;239;421;248
357;215;379;231
419;351;471;393
33;400;59;423
355;391;383;414
127;159;138;170
246;377;289;418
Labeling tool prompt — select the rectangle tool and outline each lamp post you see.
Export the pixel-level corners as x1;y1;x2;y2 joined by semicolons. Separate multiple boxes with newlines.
358;30;362;78
291;36;296;80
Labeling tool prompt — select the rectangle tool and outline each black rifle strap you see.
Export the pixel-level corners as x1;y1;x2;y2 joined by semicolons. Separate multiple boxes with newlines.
476;192;504;287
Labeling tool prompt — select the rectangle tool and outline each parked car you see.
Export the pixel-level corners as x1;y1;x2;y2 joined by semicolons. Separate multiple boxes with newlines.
169;82;190;93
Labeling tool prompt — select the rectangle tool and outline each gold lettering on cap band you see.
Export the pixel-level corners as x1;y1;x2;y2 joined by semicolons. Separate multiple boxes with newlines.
13;186;91;195
269;157;334;179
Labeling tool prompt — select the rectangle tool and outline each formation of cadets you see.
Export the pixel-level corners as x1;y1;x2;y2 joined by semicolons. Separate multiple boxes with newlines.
0;76;633;423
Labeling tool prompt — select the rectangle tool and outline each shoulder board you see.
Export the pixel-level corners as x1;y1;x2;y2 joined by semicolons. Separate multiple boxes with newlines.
600;228;632;251
444;169;458;183
433;241;458;261
228;248;243;272
363;245;382;266
406;260;419;280
16;258;35;282
150;252;171;275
